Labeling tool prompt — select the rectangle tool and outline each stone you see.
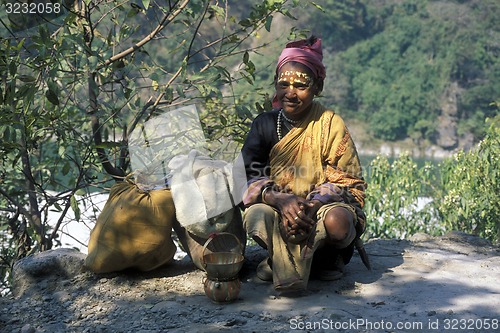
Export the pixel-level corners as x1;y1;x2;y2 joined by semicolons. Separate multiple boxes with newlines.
150;300;178;312
12;248;86;297
20;324;36;333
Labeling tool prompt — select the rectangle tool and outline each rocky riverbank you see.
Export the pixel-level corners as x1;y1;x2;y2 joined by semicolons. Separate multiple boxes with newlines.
1;232;499;333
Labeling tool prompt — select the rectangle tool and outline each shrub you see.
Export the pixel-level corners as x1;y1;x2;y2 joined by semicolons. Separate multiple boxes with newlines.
364;154;443;240
434;116;500;243
364;115;499;244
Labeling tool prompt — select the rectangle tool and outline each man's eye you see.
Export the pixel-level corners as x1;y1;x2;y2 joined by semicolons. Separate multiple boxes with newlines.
277;81;311;90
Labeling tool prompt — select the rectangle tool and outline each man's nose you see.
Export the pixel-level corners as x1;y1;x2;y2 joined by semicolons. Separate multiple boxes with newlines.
285;84;297;94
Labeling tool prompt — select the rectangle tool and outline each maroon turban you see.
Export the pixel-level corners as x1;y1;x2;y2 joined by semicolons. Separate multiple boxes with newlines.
272;37;326;108
276;38;326;81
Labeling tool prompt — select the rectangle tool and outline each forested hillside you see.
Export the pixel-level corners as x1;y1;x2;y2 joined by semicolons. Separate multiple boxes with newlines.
5;0;494;149
234;0;500;150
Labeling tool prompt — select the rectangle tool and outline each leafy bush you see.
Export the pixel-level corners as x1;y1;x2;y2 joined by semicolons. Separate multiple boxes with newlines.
364;154;442;240
364;115;499;244
434;115;500;242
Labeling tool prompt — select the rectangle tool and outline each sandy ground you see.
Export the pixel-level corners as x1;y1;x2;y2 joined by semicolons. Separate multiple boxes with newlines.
1;232;499;333
225;232;500;332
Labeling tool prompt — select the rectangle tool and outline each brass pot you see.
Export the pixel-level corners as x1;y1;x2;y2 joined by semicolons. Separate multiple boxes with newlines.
203;252;244;280
201;232;245;280
203;277;241;303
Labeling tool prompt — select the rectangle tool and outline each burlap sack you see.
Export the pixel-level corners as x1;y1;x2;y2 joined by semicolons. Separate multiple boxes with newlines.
84;181;177;273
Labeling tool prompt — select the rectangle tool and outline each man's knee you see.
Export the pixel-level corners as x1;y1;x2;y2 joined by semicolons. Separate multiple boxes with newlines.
323;207;356;249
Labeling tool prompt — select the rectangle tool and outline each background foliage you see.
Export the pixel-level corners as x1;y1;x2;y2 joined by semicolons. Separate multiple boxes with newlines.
363;154;440;240
434;115;500;242
1;0;499;294
364;114;500;243
234;0;500;146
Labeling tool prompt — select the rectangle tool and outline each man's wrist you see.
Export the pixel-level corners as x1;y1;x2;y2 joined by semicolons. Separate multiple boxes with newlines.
261;184;274;204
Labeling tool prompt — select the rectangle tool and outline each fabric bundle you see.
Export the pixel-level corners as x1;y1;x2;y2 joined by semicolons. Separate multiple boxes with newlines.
168;149;244;238
84;181;177;273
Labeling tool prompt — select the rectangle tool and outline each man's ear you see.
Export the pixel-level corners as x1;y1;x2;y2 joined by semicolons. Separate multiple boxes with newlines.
314;80;324;96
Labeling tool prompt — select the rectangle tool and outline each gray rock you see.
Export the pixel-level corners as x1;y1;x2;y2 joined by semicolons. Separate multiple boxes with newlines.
150;300;178;312
12;248;86;297
443;231;492;246
20;324;36;333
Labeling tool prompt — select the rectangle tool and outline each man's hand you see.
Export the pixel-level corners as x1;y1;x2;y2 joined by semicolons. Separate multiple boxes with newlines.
262;189;327;236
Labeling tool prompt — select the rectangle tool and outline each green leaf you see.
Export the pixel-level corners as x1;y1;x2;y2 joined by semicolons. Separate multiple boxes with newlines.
310;2;324;12
88;56;99;71
39;25;50;44
152;80;159;91
127;8;139;18
236;105;252;119
46;89;60;106
12;153;21;169
163;87;173;102
220;115;227;126
9;61;17;76
95;142;121;149
240;72;253;85
18;75;36;83
239;19;252;27
3;126;11;142
75;189;86;196
124;87;133;99
265;15;273;32
53;203;62;212
209;5;225;18
176;85;186;98
16;38;26;51
142;0;150;10
255;102;264;114
16;84;34;99
58;145;66;157
70;195;81;221
62;162;71;176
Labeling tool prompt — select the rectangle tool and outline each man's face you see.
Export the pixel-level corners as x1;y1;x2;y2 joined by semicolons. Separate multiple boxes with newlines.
275;62;316;119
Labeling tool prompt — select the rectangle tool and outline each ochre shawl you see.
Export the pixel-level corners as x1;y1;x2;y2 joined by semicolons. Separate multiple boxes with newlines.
270;102;366;206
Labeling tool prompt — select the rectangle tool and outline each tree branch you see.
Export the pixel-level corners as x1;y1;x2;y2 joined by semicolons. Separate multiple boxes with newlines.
88;0;190;180
89;72;126;180
96;0;190;71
